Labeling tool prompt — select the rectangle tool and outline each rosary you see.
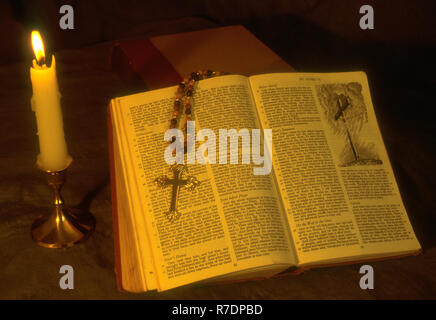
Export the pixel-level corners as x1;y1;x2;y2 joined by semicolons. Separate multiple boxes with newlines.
154;70;228;222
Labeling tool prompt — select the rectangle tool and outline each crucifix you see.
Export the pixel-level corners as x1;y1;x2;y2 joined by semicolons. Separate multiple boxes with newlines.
154;164;200;222
334;93;359;161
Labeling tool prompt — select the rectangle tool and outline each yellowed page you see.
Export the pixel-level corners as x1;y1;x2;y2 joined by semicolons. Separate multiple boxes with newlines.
194;75;296;268
111;99;156;291
113;75;295;291
249;72;421;266
111;103;146;292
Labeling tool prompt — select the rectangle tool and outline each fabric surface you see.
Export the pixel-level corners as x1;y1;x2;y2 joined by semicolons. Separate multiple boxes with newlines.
0;18;435;299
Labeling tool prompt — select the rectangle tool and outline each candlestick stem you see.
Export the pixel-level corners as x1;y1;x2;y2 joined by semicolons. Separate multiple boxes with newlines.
31;163;95;248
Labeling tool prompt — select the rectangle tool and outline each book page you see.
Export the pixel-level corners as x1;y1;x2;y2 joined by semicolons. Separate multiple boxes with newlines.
111;105;148;292
193;75;296;267
249;72;421;265
111;99;156;291
111;75;295;291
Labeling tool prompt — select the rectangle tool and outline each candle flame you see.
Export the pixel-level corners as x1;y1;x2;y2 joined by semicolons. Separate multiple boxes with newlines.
31;31;45;64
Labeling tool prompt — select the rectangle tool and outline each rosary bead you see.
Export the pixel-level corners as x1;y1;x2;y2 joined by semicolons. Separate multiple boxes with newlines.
169;72;228;154
191;72;200;81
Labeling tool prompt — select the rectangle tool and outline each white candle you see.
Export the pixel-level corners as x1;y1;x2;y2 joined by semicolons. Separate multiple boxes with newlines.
30;31;70;171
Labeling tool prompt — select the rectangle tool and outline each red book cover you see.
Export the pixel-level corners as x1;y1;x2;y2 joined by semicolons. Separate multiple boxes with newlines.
109;25;294;90
110;38;182;90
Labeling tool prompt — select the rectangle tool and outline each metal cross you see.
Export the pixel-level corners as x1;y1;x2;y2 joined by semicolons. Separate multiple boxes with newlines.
154;164;200;222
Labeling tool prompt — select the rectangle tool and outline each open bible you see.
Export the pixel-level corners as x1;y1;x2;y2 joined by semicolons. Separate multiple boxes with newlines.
108;72;421;292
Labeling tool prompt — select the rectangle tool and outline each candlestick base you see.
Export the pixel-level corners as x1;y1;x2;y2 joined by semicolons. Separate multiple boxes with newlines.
31;207;95;249
31;163;95;249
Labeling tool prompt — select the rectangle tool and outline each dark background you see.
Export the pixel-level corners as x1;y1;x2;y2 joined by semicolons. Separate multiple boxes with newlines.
2;1;434;160
0;0;435;299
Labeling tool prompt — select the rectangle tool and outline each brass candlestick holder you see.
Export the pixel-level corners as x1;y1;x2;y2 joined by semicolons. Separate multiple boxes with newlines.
31;158;95;248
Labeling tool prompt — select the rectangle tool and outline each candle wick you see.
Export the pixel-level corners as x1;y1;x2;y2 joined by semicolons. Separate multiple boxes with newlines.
38;56;46;67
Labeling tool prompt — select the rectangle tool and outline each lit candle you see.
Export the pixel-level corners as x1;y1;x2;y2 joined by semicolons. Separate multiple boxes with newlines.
30;31;70;171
